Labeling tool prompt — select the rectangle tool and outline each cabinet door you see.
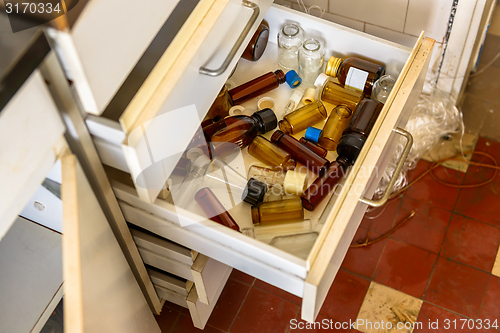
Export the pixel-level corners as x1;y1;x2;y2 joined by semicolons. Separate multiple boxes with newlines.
61;153;160;333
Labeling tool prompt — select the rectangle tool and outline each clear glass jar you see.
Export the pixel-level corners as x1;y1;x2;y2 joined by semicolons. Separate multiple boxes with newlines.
277;23;304;70
299;38;325;84
371;74;396;103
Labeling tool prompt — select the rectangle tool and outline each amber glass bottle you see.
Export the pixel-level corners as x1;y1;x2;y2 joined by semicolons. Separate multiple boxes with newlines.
300;99;384;211
325;56;385;95
299;138;328;158
315;74;364;110
248;135;297;170
195;187;240;231
251;198;304;225
209;109;277;158
318;105;353;151
271;130;329;175
229;70;286;105
279;100;327;135
242;20;270;61
206;84;233;120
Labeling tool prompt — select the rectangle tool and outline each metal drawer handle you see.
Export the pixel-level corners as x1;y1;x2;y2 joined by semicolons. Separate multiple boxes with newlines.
359;127;413;208
199;0;260;76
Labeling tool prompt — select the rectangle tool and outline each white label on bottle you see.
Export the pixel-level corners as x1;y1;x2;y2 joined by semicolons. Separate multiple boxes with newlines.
345;67;369;92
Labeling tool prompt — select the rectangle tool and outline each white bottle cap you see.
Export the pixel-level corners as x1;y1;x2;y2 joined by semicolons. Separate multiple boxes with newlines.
302;87;316;105
287;89;304;109
314;73;330;101
229;105;246;117
257;97;275;111
283;170;308;196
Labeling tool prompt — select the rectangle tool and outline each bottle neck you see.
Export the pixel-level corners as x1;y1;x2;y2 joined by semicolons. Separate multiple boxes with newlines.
274;70;286;84
325;57;342;78
270;130;285;143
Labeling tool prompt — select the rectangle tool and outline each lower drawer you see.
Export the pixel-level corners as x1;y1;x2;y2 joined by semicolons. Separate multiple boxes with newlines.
147;265;232;329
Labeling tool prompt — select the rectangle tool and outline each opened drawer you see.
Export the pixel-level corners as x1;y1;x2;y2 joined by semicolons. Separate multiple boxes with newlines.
147;265;232;329
85;0;273;203
104;4;434;322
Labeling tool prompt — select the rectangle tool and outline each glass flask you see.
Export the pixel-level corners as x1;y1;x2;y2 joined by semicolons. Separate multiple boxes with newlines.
271;130;329;175
228;70;286;105
277;23;304;70
195;188;240;231
371;74;396;103
325;56;385;95
298;38;325;84
318;105;352;151
279;100;327;135
202;158;268;206
251;198;304;225
209;109;277;158
247;135;296;170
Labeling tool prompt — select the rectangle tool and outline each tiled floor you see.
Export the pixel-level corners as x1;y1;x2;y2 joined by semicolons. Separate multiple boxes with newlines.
155;9;500;333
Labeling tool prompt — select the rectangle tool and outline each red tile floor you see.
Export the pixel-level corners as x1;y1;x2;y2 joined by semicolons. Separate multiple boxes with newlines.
155;137;500;332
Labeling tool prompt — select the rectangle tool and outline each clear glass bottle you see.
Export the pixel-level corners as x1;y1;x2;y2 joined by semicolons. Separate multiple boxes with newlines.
325;56;385;95
228;70;286;105
271;130;329;175
298;138;328;158
247;135;296;170
170;154;211;209
299;38;325;84
277;23;304;70
371;74;396;103
202;159;268;206
247;165;308;196
195;187;240;231
279;100;327;135
209;109;277;158
315;74;364;111
251;198;304;225
300;99;385;211
318;105;352;151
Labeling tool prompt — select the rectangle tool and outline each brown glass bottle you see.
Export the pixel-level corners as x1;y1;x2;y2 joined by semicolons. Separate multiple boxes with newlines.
206;84;233;120
316;74;364;110
248;135;297;170
299;138;328;158
242;20;270;61
337;99;384;163
195;187;240;231
300;99;384;211
251;198;304;225
300;157;349;211
186;115;224;155
325;56;385;95
209;109;277;158
279;100;327;135
318;105;352;151
228;70;286;105
271;130;329;175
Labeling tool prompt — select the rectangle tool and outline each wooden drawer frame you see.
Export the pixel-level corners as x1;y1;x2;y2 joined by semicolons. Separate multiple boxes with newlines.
103;5;434;321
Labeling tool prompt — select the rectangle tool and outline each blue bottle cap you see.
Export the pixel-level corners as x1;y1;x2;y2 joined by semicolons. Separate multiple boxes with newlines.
305;127;321;143
285;70;302;88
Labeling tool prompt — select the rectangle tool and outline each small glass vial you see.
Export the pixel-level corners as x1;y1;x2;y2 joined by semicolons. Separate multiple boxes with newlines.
206;84;233;120
251;198;304;225
299;38;325;84
300;157;349;211
271;130;329;175
279;100;327;135
277;23;304;70
371;74;396;103
247;135;297;170
325;56;385;95
228;70;286;105
247;165;308;196
299;138;328;158
315;74;364;111
318;105;352;151
195;187;240;231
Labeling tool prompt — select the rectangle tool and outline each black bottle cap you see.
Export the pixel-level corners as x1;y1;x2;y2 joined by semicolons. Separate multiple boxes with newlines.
336;133;365;165
252;108;278;134
242;178;267;206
